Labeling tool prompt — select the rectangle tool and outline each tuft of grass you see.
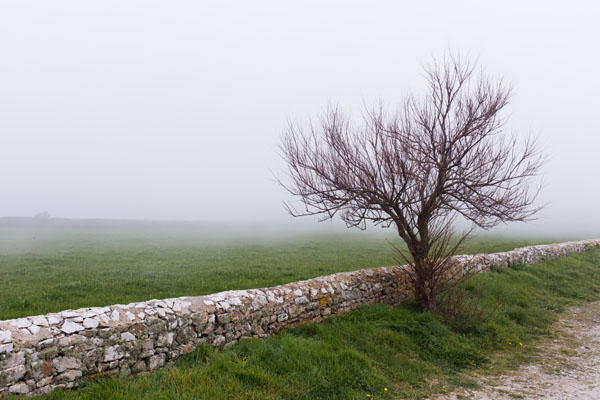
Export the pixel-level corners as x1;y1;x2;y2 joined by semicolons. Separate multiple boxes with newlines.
29;249;600;399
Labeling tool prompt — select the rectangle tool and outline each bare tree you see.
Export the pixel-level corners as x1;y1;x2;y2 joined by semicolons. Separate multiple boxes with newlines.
279;53;544;313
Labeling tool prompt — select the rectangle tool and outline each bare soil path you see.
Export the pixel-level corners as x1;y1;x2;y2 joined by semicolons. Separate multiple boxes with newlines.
434;301;600;400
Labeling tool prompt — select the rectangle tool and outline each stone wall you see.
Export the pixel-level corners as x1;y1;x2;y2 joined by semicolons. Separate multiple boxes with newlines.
1;239;599;397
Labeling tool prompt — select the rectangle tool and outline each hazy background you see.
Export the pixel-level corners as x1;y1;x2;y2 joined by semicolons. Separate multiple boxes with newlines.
1;0;598;236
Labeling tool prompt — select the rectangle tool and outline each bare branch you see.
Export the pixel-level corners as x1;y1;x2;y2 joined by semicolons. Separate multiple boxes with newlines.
278;53;544;312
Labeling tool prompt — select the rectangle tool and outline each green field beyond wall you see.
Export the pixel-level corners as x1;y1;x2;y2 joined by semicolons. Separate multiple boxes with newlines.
0;225;570;320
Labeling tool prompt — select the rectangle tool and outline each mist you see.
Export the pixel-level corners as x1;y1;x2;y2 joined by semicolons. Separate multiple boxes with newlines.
1;1;599;237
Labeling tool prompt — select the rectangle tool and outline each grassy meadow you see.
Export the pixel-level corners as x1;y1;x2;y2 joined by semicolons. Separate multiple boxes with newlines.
2;222;600;399
0;224;564;320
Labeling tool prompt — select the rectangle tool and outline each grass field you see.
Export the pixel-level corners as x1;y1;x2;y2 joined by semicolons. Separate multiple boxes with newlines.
0;225;565;320
25;247;600;399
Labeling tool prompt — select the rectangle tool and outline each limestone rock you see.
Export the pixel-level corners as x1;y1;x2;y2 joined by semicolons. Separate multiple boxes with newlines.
9;382;30;394
147;354;164;370
60;321;84;334
11;319;32;329
83;318;99;329
104;346;124;362
32;316;49;327
0;342;14;353
54;357;81;373
58;369;82;382
121;332;136;342
6;365;27;382
0;330;12;343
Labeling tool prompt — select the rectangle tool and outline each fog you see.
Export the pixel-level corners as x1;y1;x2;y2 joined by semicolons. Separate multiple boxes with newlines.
1;1;599;236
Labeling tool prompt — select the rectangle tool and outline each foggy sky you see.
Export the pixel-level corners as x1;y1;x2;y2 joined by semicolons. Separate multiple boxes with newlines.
1;1;599;234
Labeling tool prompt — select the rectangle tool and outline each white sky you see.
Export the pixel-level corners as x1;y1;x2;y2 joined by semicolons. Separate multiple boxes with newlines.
0;1;598;234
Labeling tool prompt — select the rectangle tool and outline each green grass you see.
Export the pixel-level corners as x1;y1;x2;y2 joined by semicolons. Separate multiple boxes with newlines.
0;227;559;320
29;248;600;399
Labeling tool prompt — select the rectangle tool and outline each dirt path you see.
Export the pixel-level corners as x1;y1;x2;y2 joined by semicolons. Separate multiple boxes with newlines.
434;301;600;400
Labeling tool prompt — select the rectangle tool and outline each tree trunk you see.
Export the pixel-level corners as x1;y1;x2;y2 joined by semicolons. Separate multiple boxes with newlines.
411;257;439;313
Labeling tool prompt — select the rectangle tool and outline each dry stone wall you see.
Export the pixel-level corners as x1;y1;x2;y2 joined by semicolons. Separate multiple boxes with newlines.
1;239;599;397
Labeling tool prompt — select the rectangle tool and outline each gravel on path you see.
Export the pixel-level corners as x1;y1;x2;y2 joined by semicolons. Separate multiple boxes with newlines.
434;301;600;400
